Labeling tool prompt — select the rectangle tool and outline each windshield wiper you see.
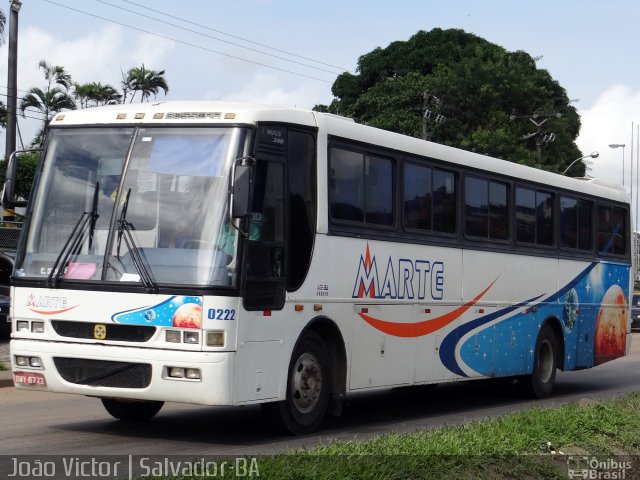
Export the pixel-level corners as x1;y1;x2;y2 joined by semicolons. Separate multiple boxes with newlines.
47;182;100;288
88;180;100;253
116;188;158;293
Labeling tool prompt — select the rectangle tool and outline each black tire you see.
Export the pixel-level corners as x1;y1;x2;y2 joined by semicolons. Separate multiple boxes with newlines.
101;398;164;422
519;324;558;398
262;331;331;435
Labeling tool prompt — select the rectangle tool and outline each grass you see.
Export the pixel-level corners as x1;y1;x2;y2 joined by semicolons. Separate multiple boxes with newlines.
0;361;6;371
192;393;640;480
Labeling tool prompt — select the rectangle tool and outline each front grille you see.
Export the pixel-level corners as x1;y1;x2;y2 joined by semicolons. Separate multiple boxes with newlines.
54;357;152;388
51;321;156;342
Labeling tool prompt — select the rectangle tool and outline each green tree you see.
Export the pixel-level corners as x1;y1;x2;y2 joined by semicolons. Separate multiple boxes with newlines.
122;65;169;103
73;82;122;108
20;60;76;146
0;102;6;128
0;8;5;43
38;60;72;90
316;29;583;175
0;151;40;201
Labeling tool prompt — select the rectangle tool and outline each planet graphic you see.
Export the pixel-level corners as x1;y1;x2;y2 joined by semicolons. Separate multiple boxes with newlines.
563;288;579;333
172;303;203;329
144;309;156;323
594;284;627;364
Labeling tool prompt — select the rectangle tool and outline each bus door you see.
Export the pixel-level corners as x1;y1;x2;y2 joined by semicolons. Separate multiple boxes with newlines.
242;127;287;311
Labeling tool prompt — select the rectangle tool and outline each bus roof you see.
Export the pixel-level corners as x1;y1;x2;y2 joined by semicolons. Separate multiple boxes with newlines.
51;101;627;204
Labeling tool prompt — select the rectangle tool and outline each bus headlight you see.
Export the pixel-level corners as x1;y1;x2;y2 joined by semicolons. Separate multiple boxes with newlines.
166;367;201;380
206;330;225;347
15;356;28;367
183;332;200;344
29;357;43;368
16;321;29;332
165;330;181;343
31;321;45;333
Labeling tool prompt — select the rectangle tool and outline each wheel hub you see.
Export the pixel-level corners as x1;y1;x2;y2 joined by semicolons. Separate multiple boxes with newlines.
291;352;323;414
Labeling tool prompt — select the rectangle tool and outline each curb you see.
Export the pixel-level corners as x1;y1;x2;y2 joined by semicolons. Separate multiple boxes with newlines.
0;369;13;388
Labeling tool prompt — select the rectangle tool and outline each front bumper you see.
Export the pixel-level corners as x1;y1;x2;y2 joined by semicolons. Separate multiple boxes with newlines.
10;339;235;405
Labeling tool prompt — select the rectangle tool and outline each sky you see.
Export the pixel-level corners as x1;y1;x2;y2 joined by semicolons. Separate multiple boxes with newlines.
1;0;639;196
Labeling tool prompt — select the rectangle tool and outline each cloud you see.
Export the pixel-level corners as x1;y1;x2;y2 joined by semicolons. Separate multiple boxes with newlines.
0;24;174;146
577;85;640;188
216;72;332;109
12;24;174;88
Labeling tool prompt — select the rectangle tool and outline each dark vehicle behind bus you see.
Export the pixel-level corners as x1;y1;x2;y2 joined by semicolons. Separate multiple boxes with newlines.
632;293;640;331
0;223;19;338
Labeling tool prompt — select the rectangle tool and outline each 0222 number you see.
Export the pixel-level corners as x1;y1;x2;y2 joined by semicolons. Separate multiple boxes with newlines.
208;308;236;321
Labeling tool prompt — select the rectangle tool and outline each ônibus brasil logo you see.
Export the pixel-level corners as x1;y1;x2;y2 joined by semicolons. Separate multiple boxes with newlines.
26;293;79;315
352;243;495;338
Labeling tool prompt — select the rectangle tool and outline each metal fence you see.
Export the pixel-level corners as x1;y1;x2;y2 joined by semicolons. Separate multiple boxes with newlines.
0;222;22;249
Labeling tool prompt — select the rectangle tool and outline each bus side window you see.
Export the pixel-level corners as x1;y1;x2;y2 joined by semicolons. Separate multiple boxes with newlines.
251;161;284;243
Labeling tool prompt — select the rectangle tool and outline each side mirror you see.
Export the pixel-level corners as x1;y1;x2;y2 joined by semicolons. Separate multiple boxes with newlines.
2;148;41;208
231;164;252;219
2;150;18;208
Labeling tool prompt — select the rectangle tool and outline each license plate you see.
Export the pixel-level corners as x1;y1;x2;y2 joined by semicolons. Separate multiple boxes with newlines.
13;371;47;386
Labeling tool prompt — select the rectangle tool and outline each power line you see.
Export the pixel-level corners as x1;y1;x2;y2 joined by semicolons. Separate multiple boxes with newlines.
44;0;334;84
94;0;345;76
119;0;351;73
0;90;63;121
0;87;69;122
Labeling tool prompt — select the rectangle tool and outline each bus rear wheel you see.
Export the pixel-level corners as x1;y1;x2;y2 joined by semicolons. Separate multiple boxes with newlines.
520;324;558;398
101;398;164;422
262;331;331;435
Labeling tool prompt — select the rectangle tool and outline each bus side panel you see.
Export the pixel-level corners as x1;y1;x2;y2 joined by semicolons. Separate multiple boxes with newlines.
350;303;415;389
233;307;291;405
558;260;629;369
560;259;594;370
456;251;559;378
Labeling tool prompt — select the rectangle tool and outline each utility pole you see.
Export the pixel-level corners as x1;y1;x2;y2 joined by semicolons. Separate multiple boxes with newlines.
510;111;562;162
421;93;446;141
4;0;21;216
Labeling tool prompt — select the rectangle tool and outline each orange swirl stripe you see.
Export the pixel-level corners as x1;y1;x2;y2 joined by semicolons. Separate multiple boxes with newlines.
27;305;79;315
358;279;497;338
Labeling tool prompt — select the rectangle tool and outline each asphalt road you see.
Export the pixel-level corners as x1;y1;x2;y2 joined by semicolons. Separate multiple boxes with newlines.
0;336;639;457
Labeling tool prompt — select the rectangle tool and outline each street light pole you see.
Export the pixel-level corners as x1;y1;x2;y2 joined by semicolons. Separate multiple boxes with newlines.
562;151;599;175
609;143;626;187
4;0;21;220
5;0;20;163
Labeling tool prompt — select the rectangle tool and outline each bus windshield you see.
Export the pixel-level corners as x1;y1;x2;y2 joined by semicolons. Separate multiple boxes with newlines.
16;126;251;288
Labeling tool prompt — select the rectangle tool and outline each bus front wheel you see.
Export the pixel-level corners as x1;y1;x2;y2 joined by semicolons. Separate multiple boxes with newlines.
262;331;331;435
520;324;558;398
101;398;164;422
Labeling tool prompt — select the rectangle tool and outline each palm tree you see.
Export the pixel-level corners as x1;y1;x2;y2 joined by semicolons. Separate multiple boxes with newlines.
38;60;73;91
0;101;6;128
20;87;76;118
91;82;122;105
73;82;122;108
0;9;5;44
122;65;169;103
72;82;93;109
19;60;76;146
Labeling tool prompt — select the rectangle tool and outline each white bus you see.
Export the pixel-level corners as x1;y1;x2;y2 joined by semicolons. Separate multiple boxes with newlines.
7;102;631;434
